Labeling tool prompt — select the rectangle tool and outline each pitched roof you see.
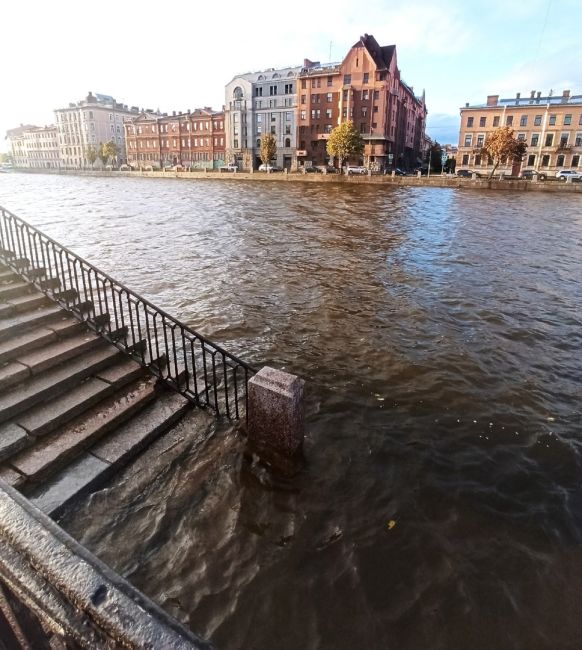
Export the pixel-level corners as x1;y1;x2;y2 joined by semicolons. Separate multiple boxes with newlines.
351;34;395;70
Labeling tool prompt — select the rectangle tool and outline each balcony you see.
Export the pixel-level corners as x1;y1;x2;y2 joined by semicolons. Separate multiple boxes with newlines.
556;143;572;151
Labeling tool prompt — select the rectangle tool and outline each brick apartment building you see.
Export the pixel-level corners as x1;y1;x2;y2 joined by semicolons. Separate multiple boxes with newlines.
124;108;225;170
297;34;427;171
457;90;582;176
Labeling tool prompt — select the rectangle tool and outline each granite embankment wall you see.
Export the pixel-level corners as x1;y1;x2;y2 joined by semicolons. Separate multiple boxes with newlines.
14;168;582;193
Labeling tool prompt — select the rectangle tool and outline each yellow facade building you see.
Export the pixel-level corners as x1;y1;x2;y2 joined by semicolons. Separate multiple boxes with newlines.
457;90;582;176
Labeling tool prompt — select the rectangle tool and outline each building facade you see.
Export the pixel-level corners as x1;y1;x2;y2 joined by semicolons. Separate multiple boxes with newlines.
225;65;302;171
457;90;582;176
297;35;427;171
54;92;140;169
6;125;35;167
124;109;225;170
5;125;59;169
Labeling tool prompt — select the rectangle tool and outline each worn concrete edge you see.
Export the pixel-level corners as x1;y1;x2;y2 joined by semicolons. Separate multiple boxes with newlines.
0;479;214;649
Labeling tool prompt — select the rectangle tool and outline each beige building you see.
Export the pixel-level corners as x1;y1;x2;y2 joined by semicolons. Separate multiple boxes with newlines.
54;92;140;168
5;124;59;168
458;90;582;176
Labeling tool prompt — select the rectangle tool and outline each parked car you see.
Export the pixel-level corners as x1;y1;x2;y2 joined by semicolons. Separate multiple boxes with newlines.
555;169;582;181
258;164;280;172
304;166;321;173
222;163;238;172
520;169;548;181
394;168;407;176
346;165;368;175
456;169;483;178
316;165;338;174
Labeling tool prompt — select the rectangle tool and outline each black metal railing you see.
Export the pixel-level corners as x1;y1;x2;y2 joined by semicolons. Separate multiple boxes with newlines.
0;205;256;419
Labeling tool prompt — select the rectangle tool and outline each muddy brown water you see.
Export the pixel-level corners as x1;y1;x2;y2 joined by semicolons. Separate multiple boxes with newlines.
1;173;582;649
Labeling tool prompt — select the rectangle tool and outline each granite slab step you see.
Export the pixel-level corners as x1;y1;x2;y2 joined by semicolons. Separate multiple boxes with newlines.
46;317;86;338
0;304;63;341
0;281;33;301
14;357;149;439
0;292;52;319
29;389;190;516
0;362;30;392
15;329;103;376
0;423;29;461
13;378;156;485
0;326;58;365
0;344;123;424
91;390;191;469
28;453;110;516
0;466;25;489
0;269;19;283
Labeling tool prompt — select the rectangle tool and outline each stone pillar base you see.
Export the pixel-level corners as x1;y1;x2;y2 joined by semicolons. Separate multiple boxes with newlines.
247;367;305;472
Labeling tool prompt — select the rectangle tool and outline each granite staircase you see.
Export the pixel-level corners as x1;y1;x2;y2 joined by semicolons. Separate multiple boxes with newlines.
0;264;193;517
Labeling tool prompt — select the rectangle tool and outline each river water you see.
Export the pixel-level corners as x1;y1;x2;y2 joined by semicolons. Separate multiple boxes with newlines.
1;174;581;649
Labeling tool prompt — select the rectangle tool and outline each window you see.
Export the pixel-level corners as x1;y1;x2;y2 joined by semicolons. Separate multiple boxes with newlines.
343;74;351;85
256;114;262;123
531;133;539;146
285;138;291;147
517;133;526;141
300;110;306;120
327;76;333;87
284;83;293;94
342;90;348;101
545;133;554;146
271;113;276;122
541;154;550;167
326;93;333;102
467;116;474;127
572;155;580;167
464;134;473;147
326;108;332;118
301;80;306;89
520;115;527;127
373;105;378;113
269;85;277;96
493;116;500;127
342;108;347;118
479;116;486;127
476;134;484;146
360;123;366;133
271;126;276;135
549;114;556;126
527;154;536;166
285;111;292;121
556;154;565;167
324;124;332;134
256;139;261;148
373;90;379;100
361;107;367;117
475;154;481;165
285;125;291;134
254;87;263;97
462;154;469;165
564;114;572;125
560;133;569;146
532;115;542;126
363;72;369;84
506;115;513;126
575;133;582;146
311;94;318;103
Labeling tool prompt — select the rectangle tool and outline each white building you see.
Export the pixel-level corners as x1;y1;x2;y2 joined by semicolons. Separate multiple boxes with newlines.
225;63;312;171
22;126;60;169
54;92;141;168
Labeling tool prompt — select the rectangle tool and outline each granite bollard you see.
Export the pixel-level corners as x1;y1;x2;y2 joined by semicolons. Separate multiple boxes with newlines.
247;367;305;466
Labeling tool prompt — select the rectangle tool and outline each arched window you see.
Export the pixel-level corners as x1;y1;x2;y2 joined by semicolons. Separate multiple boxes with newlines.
258;75;265;81
233;86;243;99
285;138;291;148
273;73;280;79
287;71;295;77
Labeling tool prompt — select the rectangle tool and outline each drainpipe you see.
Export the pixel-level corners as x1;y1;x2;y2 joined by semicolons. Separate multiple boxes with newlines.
536;103;550;171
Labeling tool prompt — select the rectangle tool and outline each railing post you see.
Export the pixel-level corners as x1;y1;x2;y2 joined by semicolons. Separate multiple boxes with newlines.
247;367;305;470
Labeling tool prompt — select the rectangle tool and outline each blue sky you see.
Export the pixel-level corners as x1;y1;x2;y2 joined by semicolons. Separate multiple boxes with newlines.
2;0;581;149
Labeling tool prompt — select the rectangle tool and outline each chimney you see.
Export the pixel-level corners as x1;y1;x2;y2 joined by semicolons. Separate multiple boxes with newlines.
172;110;176;116
516;92;521;99
465;102;469;108
562;89;570;99
486;95;499;106
536;91;541;99
530;90;535;99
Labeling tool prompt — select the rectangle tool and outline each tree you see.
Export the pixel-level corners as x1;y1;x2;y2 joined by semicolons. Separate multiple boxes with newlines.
326;120;364;172
480;127;527;179
429;142;443;173
259;134;277;169
97;142;108;168
86;145;97;168
104;140;118;167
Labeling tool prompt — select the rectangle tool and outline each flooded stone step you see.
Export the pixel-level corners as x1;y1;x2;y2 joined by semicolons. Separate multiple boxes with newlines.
0;291;52;318
0;281;34;302
0;344;123;424
29;389;190;516
0;269;19;283
0;304;63;341
15;378;156;488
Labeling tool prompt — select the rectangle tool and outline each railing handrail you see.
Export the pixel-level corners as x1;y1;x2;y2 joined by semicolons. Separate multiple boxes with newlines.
0;205;256;419
0;205;255;373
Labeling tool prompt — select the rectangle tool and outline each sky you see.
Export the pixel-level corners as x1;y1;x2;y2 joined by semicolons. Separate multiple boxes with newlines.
1;0;581;151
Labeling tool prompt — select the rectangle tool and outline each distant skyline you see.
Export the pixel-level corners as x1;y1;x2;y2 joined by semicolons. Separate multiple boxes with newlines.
2;0;581;151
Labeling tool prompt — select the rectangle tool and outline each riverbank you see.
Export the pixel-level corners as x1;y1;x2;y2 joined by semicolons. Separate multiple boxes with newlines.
13;167;582;193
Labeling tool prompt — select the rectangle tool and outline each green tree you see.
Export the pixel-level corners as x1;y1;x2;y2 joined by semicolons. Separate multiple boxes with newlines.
97;142;108;167
86;145;98;168
480;127;527;179
326;121;364;172
104;140;118;167
429;142;443;173
259;134;277;169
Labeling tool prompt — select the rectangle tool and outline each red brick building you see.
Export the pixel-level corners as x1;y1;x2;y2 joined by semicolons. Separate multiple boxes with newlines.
125;109;225;169
297;34;426;171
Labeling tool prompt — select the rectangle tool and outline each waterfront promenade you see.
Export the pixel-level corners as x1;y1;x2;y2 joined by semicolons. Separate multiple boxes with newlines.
15;167;582;193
